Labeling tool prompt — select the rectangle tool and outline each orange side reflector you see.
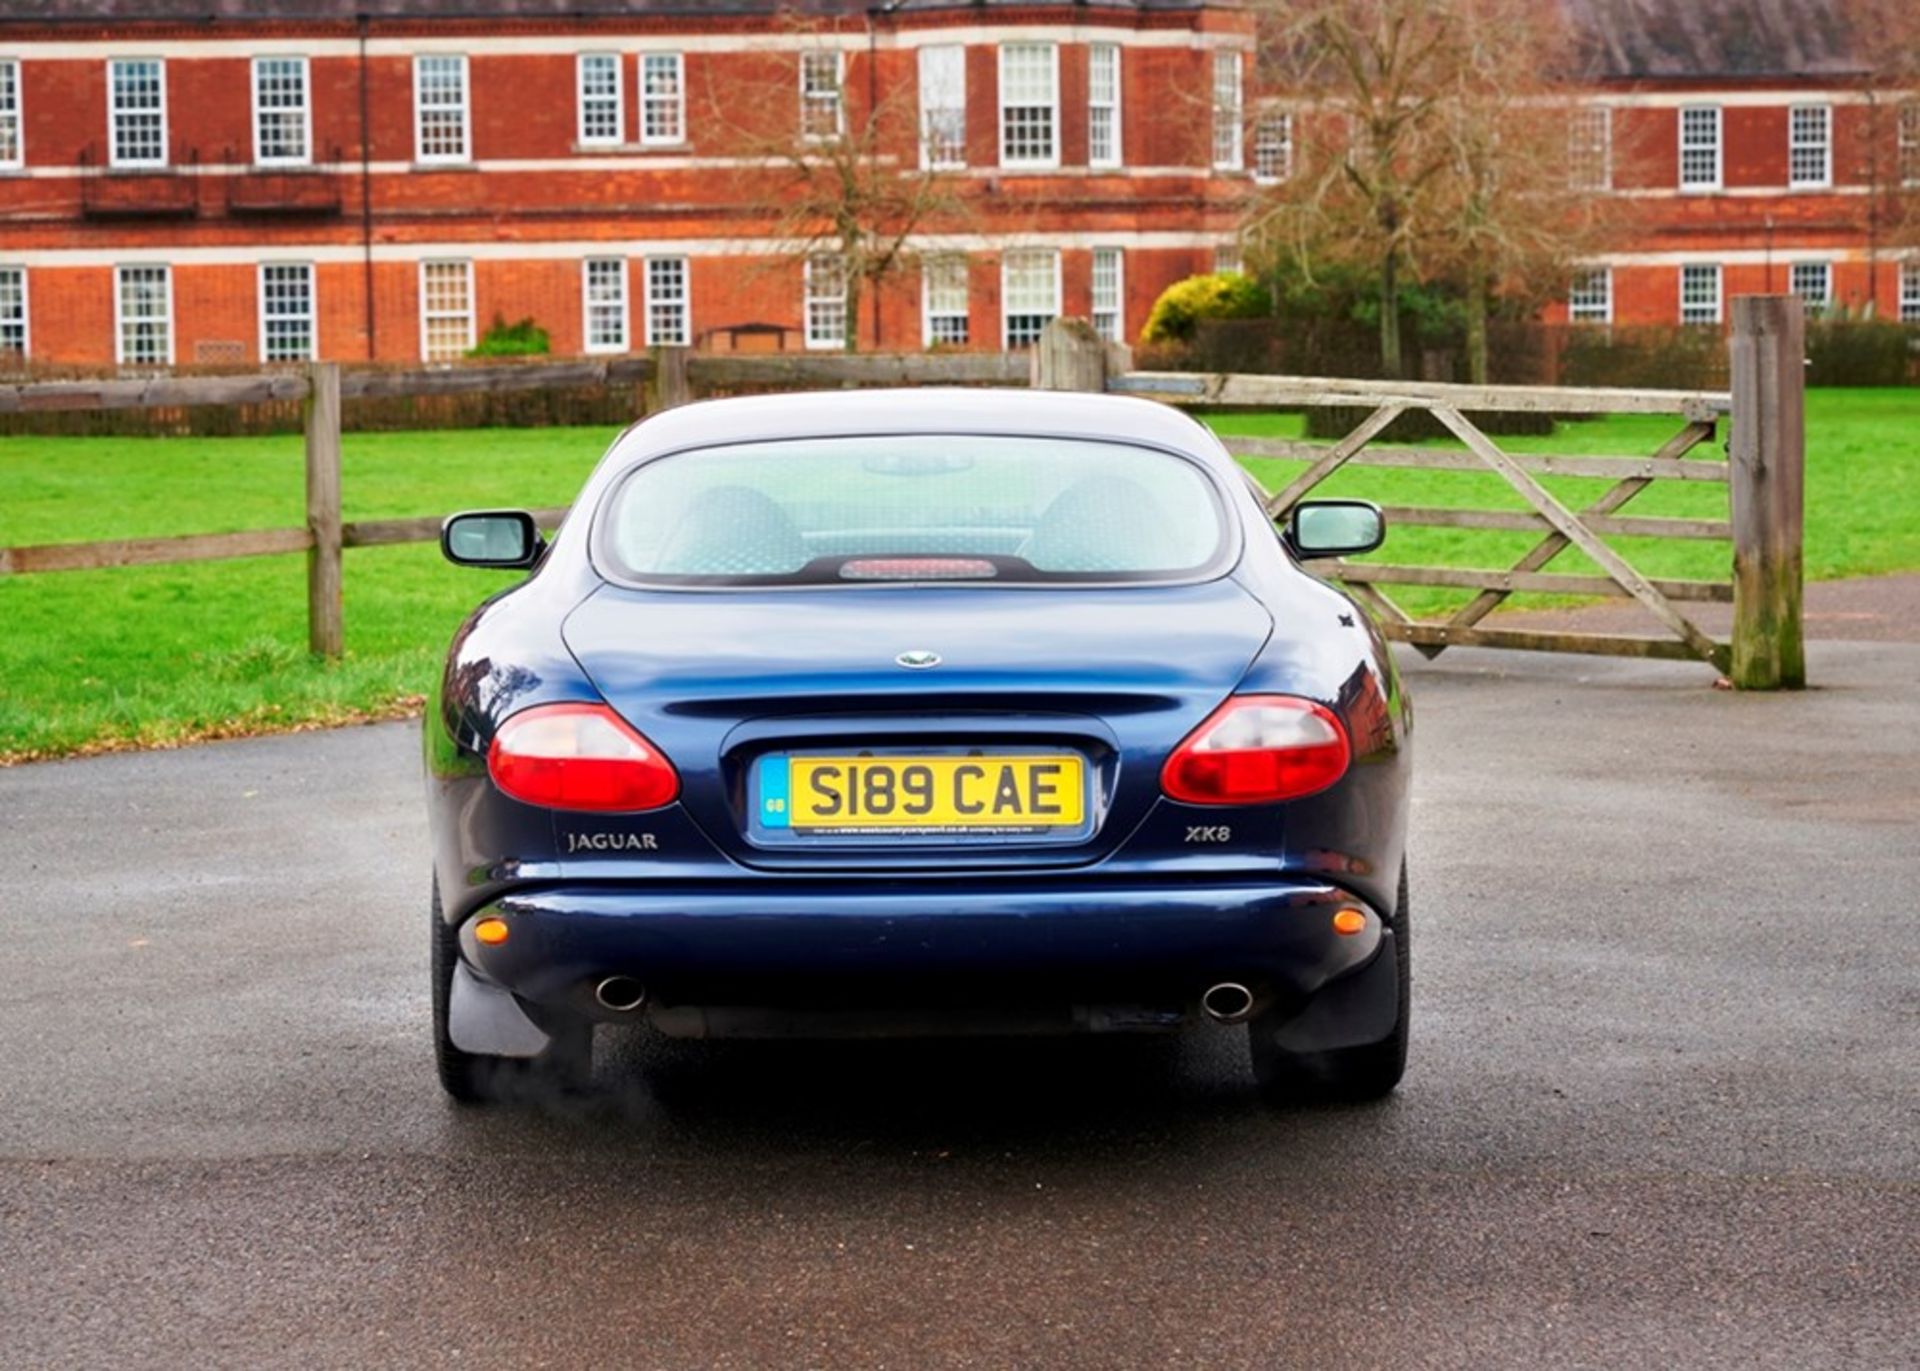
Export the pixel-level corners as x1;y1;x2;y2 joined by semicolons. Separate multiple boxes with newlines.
474;916;510;946
1332;908;1367;937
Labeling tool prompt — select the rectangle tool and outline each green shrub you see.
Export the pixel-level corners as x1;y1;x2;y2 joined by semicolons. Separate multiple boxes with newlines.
1805;319;1914;387
1558;325;1728;390
468;315;551;358
1141;272;1272;344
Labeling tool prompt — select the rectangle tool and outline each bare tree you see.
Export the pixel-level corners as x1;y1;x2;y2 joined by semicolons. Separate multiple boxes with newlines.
697;31;974;351
1245;0;1624;380
1244;0;1465;376
1431;0;1629;381
1846;0;1920;288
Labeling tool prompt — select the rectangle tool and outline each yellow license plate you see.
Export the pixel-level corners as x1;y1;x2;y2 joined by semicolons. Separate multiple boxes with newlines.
763;754;1086;832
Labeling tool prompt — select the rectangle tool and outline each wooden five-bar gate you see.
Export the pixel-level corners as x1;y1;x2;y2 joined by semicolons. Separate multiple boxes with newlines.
1041;295;1806;690
0;297;1806;690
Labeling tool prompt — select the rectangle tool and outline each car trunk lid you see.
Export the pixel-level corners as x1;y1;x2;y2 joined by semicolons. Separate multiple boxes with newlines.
561;581;1272;868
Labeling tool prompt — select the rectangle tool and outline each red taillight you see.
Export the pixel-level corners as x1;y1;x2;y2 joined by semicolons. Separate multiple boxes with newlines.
1161;695;1351;805
487;703;679;812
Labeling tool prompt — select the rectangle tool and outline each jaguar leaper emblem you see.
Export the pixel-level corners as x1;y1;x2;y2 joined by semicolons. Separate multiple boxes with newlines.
895;649;941;669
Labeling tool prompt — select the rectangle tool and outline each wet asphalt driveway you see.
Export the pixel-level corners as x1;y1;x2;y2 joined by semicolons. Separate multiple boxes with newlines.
2;640;1915;1369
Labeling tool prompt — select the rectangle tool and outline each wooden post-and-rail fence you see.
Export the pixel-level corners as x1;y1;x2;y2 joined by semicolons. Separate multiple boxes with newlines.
1;303;1806;688
0;348;1023;658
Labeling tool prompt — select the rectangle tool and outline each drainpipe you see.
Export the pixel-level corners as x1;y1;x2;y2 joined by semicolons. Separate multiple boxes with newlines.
1863;86;1881;317
865;0;905;350
358;13;376;361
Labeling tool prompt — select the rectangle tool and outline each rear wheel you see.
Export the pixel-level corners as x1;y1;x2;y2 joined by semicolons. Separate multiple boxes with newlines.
431;879;592;1104
1249;865;1410;1104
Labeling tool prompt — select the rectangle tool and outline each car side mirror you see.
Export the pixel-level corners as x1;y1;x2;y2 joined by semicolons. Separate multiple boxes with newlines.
441;510;543;569
1285;500;1386;560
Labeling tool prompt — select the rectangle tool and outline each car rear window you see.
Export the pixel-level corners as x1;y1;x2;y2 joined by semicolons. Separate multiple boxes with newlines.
598;434;1228;586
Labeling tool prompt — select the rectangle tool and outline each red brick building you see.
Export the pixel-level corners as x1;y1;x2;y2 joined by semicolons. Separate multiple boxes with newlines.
0;0;1912;371
1541;0;1918;330
0;0;1256;369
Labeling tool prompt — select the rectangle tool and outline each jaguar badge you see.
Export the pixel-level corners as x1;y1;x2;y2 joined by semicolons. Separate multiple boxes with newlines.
895;649;941;670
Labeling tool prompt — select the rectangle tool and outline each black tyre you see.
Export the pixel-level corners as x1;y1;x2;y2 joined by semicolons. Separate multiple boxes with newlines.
431;879;592;1104
1249;865;1410;1104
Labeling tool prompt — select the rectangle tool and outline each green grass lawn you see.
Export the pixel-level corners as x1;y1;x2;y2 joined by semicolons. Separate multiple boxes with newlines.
0;427;625;761
1210;388;1920;594
2;388;1915;761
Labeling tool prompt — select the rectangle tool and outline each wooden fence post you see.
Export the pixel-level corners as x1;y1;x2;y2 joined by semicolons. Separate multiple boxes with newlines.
1032;318;1109;391
304;362;344;660
1728;295;1806;690
649;345;691;411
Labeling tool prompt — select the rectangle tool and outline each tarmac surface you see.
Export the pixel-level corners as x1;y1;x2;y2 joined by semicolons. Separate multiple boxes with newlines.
2;630;1916;1369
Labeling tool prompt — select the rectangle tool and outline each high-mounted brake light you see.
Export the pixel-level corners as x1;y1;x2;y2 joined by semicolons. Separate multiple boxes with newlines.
840;557;998;581
487;703;680;812
1161;695;1351;805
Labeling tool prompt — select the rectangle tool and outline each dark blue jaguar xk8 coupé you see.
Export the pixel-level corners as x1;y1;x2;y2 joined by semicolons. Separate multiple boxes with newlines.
426;388;1411;1104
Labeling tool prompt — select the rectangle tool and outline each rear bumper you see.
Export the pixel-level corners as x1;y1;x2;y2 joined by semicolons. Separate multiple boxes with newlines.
457;878;1387;1018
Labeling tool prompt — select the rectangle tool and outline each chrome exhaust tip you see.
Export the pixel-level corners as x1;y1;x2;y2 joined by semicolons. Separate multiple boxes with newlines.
594;976;648;1013
1200;982;1255;1024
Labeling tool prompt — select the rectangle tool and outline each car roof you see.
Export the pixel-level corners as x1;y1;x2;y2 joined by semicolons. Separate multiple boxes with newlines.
607;387;1234;470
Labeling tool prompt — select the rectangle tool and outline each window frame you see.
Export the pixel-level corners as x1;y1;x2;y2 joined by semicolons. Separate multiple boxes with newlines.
1788;103;1831;190
1901;102;1920;189
1679;262;1722;326
114;263;172;367
412;54;471;165
804;253;847;351
258;260;316;363
1568;267;1612;325
1000;247;1061;350
918;44;966;170
1900;259;1920;323
1570;105;1611;191
640;52;686;147
998;42;1059;171
418;258;475;362
582;256;629;354
799;49;844;142
0;264;28;359
644;255;690;348
1091;246;1124;343
577;52;624;147
1211;50;1244;172
921;253;969;348
0;58;23;170
108;57;168;169
1087;42;1121;170
1678;105;1722;192
250;55;311;168
1253;109;1292;185
1789;260;1831;314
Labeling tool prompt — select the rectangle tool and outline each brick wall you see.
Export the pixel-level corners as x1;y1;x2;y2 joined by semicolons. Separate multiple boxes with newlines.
0;11;1252;368
1;4;1908;369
